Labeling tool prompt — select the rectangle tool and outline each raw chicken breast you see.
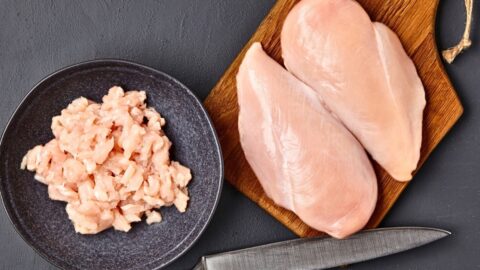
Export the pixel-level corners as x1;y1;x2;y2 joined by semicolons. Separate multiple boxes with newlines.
281;0;426;181
237;43;377;238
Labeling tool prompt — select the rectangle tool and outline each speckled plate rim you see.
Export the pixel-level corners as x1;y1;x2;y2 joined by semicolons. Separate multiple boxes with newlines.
0;59;224;270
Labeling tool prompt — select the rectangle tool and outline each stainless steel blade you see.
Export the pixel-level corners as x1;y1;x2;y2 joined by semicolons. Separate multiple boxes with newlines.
197;227;450;270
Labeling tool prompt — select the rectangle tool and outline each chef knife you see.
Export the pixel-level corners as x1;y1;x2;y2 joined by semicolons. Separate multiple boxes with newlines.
193;227;450;270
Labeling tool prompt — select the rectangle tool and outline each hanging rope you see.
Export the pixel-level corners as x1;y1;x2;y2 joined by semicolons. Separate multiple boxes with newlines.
442;0;473;63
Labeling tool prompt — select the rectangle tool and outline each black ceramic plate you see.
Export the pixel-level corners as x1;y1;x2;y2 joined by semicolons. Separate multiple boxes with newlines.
0;60;223;269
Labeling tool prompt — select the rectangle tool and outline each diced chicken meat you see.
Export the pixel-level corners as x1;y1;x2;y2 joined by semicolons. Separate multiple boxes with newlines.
21;86;192;234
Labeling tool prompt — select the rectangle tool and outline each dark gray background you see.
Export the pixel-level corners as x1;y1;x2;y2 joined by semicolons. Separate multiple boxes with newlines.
0;0;478;269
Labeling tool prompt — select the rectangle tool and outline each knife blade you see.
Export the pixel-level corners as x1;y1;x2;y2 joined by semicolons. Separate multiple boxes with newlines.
193;227;450;270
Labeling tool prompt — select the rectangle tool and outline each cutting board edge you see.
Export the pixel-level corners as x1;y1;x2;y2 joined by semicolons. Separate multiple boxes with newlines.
368;110;463;229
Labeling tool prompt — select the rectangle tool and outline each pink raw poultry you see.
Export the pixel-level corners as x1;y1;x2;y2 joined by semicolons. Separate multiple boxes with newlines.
236;43;377;238
281;0;426;181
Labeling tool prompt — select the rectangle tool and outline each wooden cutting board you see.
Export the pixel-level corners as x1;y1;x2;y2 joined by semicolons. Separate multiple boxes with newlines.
204;0;463;237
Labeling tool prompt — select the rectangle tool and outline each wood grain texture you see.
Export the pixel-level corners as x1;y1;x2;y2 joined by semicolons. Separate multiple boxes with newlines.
204;0;463;237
